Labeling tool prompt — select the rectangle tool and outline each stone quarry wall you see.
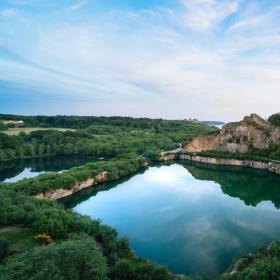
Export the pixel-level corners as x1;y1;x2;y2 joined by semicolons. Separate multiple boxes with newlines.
179;154;280;175
184;114;280;154
35;161;149;200
35;171;109;200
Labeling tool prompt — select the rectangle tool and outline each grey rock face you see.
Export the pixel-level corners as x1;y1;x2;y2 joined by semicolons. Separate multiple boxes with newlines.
185;114;280;153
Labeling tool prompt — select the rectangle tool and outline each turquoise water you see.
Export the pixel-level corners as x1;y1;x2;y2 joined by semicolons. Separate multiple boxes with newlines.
65;162;280;276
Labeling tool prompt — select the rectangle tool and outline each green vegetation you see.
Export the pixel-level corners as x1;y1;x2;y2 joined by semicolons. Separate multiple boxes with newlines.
268;113;280;126
0;115;213;279
0;237;108;280
0;115;216;162
0;114;214;130
0;187;186;280
3;127;73;136
193;147;280;162
220;241;280;280
1;114;280;279
0;123;8;131
0;156;147;195
0;227;37;255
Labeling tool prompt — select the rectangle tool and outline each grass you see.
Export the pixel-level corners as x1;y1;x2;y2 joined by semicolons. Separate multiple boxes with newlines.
0;226;38;252
3;127;74;135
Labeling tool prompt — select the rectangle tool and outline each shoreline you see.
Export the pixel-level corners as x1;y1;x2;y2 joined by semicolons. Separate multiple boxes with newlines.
160;153;280;175
34;161;149;200
35;153;280;200
32;153;280;278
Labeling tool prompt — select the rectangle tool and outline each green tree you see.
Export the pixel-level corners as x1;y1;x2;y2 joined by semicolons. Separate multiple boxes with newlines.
0;239;9;260
0;238;108;280
268;113;280;126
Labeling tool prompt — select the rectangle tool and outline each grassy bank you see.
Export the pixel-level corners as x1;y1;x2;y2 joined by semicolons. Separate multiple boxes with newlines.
3;127;74;135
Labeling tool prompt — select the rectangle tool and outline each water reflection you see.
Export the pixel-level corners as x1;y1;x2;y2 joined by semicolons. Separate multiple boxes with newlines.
64;163;280;276
0;156;103;183
185;162;280;208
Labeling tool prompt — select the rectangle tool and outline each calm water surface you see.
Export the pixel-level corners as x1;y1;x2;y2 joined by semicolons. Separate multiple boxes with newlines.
65;162;280;276
0;157;103;183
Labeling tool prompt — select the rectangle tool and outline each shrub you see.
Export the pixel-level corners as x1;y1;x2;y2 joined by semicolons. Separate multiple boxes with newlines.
34;233;53;245
0;239;9;260
268;113;280;126
0;238;108;280
110;259;173;280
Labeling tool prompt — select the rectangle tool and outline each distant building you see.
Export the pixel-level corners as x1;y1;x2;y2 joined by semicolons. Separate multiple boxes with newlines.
0;120;24;126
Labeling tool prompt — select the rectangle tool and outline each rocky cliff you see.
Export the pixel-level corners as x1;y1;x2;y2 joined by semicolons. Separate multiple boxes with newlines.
180;154;280;175
35;171;109;200
184;114;280;153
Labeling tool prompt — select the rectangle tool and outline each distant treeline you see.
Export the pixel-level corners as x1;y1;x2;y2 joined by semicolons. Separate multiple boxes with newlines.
0;114;206;129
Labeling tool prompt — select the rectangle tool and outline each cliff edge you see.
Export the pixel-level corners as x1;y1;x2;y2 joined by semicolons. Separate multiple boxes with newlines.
184;114;280;153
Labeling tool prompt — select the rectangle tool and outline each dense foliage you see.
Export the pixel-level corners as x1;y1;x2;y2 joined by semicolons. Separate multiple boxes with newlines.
0;123;8;131
0;116;216;162
0;237;108;280
0;114;212;130
221;241;280;280
268;113;280;126
0;188;186;280
0;156;147;195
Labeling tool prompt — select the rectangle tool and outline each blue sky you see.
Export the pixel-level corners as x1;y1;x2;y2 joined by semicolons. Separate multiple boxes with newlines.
0;0;280;121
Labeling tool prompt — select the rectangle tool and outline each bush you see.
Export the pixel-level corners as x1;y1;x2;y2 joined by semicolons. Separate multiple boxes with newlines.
0;239;9;260
268;113;280;126
34;233;53;245
0;124;8;131
110;259;173;280
0;238;108;280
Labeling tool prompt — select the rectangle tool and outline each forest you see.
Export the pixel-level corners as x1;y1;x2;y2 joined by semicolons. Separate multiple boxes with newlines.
0;115;216;162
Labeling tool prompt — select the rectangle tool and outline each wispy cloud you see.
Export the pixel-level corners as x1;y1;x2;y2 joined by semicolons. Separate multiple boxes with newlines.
180;0;239;31
0;0;280;119
67;0;89;12
1;8;16;17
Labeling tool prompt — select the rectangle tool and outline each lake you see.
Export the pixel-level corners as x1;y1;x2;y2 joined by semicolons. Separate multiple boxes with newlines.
64;162;280;276
0;156;105;183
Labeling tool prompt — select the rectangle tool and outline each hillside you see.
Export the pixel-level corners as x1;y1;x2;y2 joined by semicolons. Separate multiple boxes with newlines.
184;114;280;154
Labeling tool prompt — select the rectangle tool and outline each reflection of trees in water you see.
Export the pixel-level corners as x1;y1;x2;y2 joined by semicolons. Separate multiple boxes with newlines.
0;156;102;182
62;169;147;209
183;162;280;209
0;161;23;181
63;161;280;210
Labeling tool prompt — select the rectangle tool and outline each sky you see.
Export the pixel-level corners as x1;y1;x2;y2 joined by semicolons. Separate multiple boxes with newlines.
0;0;280;121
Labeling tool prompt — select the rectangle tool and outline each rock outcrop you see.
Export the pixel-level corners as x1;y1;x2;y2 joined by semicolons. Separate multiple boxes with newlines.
184;135;219;153
35;171;109;200
35;160;150;200
180;154;280;175
184;114;280;153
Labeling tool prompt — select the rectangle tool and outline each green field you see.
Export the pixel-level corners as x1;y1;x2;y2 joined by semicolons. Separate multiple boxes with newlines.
3;127;74;135
0;227;37;253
